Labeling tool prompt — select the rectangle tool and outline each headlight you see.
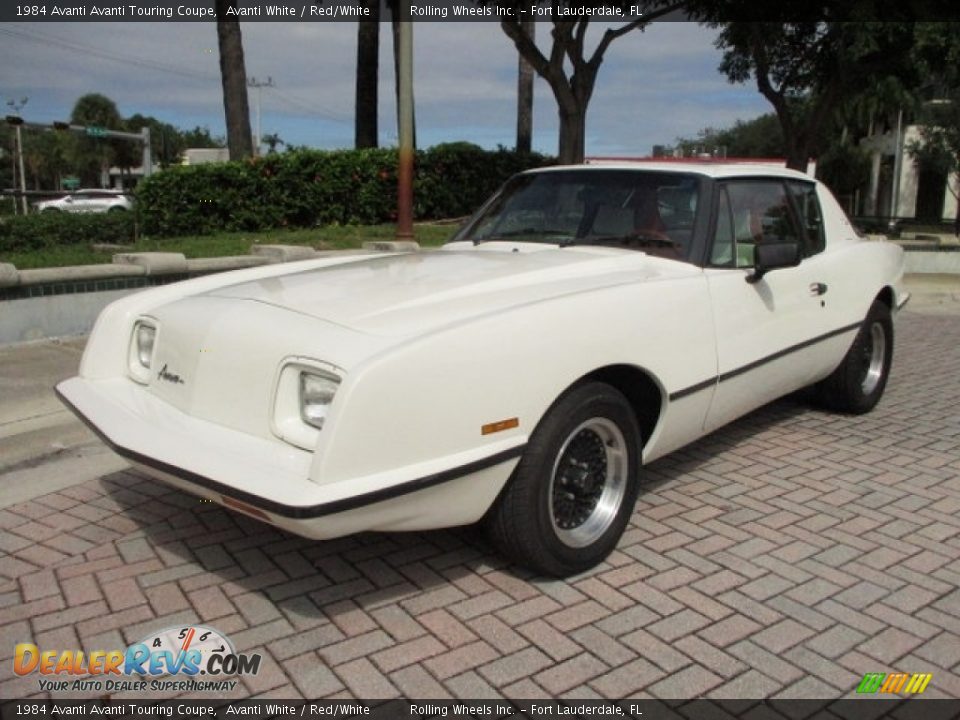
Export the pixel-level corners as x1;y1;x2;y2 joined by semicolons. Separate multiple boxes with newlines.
299;371;339;430
128;320;157;383
135;324;156;368
272;359;344;450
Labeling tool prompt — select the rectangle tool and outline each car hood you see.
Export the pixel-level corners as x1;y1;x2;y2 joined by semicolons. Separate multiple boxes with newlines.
204;245;695;336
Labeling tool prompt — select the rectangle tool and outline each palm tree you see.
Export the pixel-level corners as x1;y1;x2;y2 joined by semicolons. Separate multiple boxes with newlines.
516;19;534;154
215;0;253;160
355;5;380;148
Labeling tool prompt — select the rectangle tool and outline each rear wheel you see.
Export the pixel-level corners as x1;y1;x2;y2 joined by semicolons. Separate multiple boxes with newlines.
485;382;641;577
815;300;893;414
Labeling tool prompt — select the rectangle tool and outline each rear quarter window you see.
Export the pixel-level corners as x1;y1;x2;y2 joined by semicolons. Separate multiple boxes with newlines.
788;181;826;256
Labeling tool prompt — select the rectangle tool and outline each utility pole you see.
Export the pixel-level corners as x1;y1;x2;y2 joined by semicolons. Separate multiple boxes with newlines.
7;97;28;215
141;126;153;177
396;9;414;241
6;121;15;215
246;76;273;156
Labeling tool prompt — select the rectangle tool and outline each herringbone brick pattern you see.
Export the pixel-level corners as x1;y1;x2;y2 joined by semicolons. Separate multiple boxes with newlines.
2;312;958;699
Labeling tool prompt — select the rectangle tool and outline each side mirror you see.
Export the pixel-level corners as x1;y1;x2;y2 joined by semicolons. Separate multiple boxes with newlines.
746;241;801;284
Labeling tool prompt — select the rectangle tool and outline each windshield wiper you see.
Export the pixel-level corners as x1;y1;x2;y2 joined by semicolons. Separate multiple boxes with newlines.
474;228;572;245
560;232;677;249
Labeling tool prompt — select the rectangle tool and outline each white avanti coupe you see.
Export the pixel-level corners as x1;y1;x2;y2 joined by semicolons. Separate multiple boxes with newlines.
57;163;908;576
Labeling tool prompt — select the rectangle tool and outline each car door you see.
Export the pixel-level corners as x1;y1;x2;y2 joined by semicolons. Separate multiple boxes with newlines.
84;191;109;212
703;178;834;431
67;192;94;213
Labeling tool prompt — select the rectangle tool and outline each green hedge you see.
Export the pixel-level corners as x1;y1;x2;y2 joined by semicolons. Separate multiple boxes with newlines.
0;211;135;254
136;144;552;237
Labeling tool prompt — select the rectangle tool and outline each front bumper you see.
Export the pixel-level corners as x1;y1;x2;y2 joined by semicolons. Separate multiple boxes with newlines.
56;377;523;538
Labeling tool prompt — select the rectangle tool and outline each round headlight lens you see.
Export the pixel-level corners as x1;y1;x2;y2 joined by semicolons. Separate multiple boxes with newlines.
299;371;339;430
136;323;156;369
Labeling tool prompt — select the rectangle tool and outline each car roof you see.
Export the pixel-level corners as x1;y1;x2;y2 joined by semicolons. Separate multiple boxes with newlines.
528;161;815;182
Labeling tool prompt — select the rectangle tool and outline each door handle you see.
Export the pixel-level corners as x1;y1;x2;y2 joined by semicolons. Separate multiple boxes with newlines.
810;282;828;296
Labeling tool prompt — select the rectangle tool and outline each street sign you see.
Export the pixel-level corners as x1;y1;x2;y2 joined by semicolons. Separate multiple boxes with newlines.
85;126;107;138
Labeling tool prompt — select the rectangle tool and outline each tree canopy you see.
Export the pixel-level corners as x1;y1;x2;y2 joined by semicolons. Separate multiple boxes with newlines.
70;93;125;185
11;94;227;191
694;20;921;170
663;113;785;158
498;2;682;163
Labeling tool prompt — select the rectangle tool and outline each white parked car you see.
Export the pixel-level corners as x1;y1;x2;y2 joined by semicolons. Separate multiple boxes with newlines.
35;189;133;214
57;163;908;576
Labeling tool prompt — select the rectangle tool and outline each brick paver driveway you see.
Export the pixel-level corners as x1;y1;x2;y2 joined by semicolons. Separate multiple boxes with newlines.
2;310;958;700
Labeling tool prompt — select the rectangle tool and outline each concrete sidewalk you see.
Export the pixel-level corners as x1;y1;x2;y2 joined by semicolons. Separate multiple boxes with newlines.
1;274;958;701
0;336;128;508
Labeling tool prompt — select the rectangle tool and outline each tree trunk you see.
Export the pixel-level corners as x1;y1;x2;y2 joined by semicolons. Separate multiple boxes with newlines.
215;0;253;160
784;144;809;172
516;19;534;154
558;107;586;165
355;8;380;148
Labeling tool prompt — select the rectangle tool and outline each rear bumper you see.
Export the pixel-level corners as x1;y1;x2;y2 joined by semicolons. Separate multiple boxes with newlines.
56;377;522;537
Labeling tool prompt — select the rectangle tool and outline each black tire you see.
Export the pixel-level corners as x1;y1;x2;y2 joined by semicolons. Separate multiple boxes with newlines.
815;300;893;414
108;206;126;213
485;382;641;577
41;207;60;214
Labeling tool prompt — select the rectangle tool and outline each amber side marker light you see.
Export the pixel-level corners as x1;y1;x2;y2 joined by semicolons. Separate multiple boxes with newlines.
221;495;272;522
481;417;519;435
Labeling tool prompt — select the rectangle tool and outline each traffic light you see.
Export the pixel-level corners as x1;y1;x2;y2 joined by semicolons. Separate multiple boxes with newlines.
53;121;70;131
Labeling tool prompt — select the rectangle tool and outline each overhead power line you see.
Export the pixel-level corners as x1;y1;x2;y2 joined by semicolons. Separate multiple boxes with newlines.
266;87;350;123
0;26;217;82
1;25;351;125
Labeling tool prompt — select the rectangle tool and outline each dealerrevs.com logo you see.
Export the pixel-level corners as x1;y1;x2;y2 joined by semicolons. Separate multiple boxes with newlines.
14;625;261;693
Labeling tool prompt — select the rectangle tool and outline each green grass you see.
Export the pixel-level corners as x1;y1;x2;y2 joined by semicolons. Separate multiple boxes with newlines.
3;223;459;269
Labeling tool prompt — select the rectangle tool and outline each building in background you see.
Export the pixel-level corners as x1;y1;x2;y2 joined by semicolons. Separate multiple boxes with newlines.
860;112;959;225
181;148;230;166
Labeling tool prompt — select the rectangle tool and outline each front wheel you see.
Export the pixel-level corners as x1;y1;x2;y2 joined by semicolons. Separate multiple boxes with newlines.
815;300;893;414
485;382;641;577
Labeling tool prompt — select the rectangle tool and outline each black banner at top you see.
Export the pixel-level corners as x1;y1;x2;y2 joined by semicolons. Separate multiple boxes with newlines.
3;0;960;22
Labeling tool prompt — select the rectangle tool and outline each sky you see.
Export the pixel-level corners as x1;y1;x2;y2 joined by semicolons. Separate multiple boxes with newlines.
0;20;771;157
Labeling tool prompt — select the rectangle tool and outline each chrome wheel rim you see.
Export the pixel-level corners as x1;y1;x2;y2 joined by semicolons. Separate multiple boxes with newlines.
860;321;886;396
548;418;628;549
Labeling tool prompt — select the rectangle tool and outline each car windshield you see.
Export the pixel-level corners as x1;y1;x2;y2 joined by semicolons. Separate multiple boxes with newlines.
453;169;702;261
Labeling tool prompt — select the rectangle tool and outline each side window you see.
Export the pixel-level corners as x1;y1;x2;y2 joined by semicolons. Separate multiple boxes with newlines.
788;181;825;256
710;181;802;268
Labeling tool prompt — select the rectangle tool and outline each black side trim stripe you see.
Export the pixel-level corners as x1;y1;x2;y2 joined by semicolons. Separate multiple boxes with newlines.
669;378;716;402
55;386;525;520
668;321;862;402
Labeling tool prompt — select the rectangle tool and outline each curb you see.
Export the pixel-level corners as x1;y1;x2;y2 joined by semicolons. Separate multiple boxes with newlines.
0;243;424;289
